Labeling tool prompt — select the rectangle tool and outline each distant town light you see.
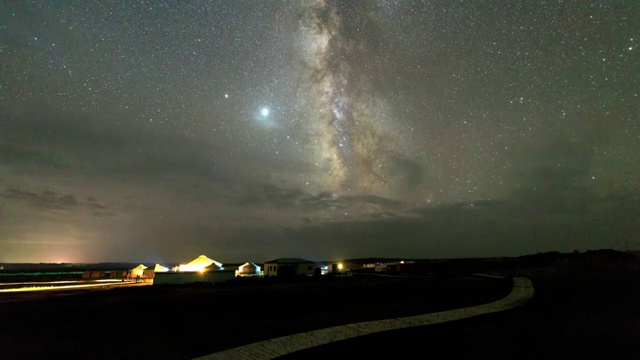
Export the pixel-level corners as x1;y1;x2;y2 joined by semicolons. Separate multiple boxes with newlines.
337;263;344;270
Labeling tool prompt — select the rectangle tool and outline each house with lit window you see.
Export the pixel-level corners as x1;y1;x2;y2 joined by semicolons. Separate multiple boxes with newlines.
263;258;315;277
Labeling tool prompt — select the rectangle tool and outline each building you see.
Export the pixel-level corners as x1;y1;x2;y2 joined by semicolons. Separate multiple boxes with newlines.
328;262;347;273
82;270;106;279
125;264;157;282
154;264;169;272
372;261;413;272
263;258;315;277
236;262;262;277
153;268;235;285
205;262;224;272
393;262;428;274
130;264;147;277
109;270;128;279
375;262;392;272
178;255;223;272
153;254;234;285
137;264;170;280
316;264;330;275
142;268;156;279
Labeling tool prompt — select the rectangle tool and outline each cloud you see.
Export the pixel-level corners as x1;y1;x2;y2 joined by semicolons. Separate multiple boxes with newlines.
0;239;90;246
1;109;418;260
235;183;306;207
260;188;640;260
510;133;594;189
87;202;108;209
388;157;424;192
230;183;405;219
59;194;79;207
0;114;219;181
1;104;635;263
92;210;116;218
2;188;38;202
341;194;403;208
0;183;122;220
2;187;79;210
0;142;69;168
84;197;109;210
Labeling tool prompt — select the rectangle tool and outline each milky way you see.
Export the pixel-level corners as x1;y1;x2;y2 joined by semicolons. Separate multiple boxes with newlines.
297;1;410;196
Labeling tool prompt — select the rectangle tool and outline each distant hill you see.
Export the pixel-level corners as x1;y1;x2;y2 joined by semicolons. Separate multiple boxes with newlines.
321;249;639;273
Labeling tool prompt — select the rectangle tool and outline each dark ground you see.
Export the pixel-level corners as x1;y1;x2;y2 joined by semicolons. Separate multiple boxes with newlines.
0;274;510;360
282;267;640;360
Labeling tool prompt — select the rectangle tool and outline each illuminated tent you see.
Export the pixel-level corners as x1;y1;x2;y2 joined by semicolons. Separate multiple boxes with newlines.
205;263;224;271
178;255;223;272
154;264;169;272
131;264;148;277
237;262;261;275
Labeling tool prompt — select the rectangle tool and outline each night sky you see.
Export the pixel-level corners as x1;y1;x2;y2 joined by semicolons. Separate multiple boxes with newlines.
1;1;639;263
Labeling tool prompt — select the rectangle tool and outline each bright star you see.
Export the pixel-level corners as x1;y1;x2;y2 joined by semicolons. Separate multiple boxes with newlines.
261;107;269;116
225;94;229;98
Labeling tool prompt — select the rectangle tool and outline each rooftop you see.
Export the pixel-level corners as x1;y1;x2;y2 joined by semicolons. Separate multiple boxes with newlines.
264;258;315;264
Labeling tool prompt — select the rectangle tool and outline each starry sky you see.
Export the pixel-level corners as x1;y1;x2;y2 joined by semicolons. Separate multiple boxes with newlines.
1;1;639;263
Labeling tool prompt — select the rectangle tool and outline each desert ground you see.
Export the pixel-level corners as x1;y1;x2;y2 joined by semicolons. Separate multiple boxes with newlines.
2;251;638;359
0;273;509;359
282;264;640;359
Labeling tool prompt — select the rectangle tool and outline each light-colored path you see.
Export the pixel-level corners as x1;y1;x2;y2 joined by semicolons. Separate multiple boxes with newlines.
195;277;534;360
0;280;148;293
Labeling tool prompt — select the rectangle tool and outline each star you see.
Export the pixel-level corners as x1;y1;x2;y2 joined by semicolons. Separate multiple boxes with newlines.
261;107;269;117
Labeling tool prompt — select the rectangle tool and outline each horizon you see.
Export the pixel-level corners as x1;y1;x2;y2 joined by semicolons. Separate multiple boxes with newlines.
1;248;637;267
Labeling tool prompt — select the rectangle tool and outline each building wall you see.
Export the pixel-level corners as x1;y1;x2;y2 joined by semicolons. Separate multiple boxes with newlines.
375;263;391;272
82;271;106;279
236;265;262;277
131;268;146;277
296;263;314;276
264;263;314;277
143;269;155;279
153;270;235;285
264;263;278;277
109;270;130;279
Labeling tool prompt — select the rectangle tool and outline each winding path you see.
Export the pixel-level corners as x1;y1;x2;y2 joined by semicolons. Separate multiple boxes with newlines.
195;277;534;360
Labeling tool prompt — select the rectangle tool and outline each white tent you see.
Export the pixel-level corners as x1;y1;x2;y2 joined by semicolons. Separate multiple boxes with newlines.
178;255;223;272
131;264;148;277
237;262;261;275
154;264;169;272
206;263;224;271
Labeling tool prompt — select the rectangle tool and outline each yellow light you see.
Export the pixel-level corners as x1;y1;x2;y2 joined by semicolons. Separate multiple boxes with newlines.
0;281;150;293
179;264;208;272
337;263;343;270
